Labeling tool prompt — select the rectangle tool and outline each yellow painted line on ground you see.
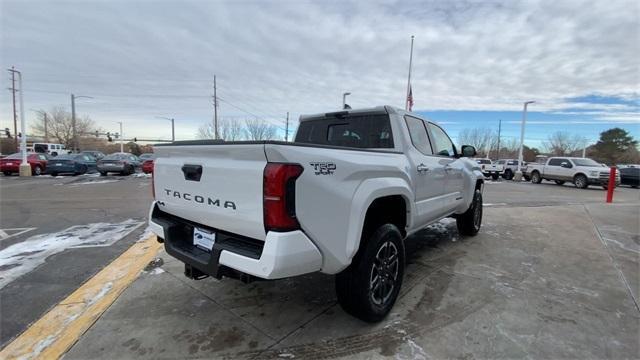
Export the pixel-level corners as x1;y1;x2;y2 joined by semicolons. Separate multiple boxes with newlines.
0;235;163;360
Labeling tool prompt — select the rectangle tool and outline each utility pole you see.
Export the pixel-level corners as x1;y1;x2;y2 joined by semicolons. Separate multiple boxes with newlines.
213;75;218;139
9;67;18;151
156;116;175;142
285;112;290;142
496;119;502;160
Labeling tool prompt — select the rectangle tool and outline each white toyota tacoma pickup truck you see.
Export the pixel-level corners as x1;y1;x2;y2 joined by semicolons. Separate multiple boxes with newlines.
148;106;484;322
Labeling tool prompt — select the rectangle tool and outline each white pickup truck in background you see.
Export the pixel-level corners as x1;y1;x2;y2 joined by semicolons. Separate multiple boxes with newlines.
475;158;503;180
148;106;484;322
525;156;620;189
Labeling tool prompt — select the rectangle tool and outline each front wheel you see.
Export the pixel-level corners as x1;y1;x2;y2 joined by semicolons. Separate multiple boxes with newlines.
503;170;513;180
33;166;42;176
574;174;589;189
3;171;11;176
491;173;499;180
457;189;483;236
335;224;405;323
531;171;542;184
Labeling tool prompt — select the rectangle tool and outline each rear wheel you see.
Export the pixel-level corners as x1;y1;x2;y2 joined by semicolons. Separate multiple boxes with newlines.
531;171;542;184
457;190;483;236
80;165;88;175
574;174;588;189
491;173;499;180
503;169;513;180
335;224;405;323
128;165;135;175
555;180;565;185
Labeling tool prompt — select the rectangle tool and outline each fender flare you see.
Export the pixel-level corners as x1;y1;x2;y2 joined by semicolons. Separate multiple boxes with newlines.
345;177;414;260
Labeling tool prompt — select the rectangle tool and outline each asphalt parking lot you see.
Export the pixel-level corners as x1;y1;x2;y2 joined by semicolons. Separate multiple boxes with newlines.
1;176;639;359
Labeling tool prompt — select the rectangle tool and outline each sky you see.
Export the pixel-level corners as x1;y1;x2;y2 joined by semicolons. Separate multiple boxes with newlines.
1;0;638;149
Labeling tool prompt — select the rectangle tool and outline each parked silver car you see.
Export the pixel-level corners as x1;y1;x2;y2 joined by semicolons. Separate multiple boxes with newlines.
97;153;141;176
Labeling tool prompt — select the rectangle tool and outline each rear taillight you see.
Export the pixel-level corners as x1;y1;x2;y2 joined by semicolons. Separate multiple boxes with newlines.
263;163;303;232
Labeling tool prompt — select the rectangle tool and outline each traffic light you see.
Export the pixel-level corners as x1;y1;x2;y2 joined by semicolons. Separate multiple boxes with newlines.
4;128;11;138
107;132;112;142
134;137;137;142
95;130;99;138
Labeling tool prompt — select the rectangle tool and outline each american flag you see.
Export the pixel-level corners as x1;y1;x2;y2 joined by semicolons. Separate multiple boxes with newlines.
407;85;414;111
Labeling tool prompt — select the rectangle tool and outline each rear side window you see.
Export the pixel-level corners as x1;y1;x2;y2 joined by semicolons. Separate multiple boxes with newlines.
295;114;394;149
404;116;432;155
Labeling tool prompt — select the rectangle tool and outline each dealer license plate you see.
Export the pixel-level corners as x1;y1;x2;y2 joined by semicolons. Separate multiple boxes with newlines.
193;227;216;251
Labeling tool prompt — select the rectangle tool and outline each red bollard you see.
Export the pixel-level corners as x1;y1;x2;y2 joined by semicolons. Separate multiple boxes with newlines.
606;166;616;203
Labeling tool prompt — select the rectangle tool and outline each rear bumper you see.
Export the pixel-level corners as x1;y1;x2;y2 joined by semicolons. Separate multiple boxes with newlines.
148;203;322;280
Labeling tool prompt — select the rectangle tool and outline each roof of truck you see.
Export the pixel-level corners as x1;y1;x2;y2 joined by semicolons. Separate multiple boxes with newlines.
299;105;422;121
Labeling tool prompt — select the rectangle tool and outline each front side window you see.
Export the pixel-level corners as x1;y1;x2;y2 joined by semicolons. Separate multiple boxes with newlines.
427;123;456;157
404;116;432;155
548;158;563;166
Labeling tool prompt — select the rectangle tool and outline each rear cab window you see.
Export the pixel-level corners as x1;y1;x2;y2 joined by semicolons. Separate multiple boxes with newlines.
295;113;394;149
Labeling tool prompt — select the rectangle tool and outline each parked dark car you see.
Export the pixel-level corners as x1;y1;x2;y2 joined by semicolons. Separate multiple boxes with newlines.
46;154;97;176
619;167;639;188
80;150;106;160
97;153;141;176
0;153;48;176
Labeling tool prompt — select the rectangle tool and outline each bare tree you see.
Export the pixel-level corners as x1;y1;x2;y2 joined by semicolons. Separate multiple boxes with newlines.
197;119;245;141
543;131;586;156
457;128;498;158
30;107;96;148
244;118;278;140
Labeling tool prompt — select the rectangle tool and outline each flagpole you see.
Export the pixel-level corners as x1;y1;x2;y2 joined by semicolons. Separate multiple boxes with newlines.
405;35;415;110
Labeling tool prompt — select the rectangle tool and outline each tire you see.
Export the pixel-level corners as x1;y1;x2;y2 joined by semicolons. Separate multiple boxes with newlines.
3;171;11;176
555;180;565;185
128;165;135;175
80;165;88;175
99;171;107;176
574;174;588;189
456;189;483;236
503;169;513;180
531;171;542;184
602;185;608;190
33;166;42;176
523;176;530;181
50;172;58;177
491;173;499;180
335;224;405;323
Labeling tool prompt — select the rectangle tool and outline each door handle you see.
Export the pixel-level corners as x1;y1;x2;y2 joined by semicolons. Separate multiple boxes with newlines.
417;164;430;173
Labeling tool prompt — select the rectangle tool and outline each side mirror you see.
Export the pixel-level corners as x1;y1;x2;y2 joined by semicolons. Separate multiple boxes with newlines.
460;145;476;157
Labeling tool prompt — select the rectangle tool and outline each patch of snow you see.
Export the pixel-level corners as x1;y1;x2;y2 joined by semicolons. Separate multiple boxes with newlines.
87;282;113;305
32;335;57;357
70;180;120;186
145;267;165;275
484;203;507;207
0;219;144;289
136;225;154;242
132;172;152;178
278;353;295;359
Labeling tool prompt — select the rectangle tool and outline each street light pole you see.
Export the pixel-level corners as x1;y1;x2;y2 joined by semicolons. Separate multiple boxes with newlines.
8;68;30;176
342;92;351;109
514;101;535;181
156;116;175;142
117;121;124;152
70;94;93;152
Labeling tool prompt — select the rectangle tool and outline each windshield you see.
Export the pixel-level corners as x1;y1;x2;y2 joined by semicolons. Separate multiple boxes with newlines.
5;153;23;159
54;155;76;160
572;159;601;167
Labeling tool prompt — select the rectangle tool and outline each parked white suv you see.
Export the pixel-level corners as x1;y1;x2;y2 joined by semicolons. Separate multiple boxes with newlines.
526;157;619;189
148;106;484;322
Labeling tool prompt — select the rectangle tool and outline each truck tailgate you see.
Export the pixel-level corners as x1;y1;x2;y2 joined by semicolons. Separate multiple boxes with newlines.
153;144;267;241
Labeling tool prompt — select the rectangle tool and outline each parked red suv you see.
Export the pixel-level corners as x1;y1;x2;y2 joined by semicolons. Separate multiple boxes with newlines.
142;159;154;174
0;153;49;176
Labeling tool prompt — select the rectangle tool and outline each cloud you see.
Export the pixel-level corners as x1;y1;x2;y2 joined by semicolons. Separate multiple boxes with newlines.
1;0;638;140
